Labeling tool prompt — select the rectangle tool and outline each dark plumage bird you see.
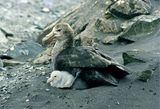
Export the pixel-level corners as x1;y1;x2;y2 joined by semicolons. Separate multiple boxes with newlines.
46;23;129;89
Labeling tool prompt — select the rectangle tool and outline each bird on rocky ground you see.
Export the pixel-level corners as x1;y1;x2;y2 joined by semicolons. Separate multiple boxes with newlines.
47;70;75;88
46;23;130;89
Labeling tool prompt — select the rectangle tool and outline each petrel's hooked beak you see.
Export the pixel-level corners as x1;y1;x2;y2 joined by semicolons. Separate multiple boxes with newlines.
42;28;60;45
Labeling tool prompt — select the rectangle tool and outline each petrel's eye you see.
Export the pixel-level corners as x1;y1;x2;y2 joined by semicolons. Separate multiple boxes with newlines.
54;75;57;77
57;29;62;32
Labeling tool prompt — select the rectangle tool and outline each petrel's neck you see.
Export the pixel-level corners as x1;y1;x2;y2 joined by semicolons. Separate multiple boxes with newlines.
51;38;73;70
53;38;73;53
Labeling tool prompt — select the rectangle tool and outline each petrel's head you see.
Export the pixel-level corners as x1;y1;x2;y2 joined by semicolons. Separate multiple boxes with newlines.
47;70;75;88
43;23;74;44
53;23;74;41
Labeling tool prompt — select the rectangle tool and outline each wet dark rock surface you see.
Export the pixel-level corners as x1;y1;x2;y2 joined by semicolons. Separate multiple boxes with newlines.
0;0;160;109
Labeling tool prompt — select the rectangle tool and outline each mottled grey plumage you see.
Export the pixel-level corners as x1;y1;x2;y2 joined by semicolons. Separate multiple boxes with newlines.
55;46;129;88
47;23;129;89
55;46;129;76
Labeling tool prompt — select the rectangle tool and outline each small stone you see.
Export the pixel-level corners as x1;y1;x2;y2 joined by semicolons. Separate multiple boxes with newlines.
0;28;14;37
45;100;51;104
102;36;117;45
41;72;46;76
6;73;12;78
105;11;113;19
45;88;50;92
27;93;31;96
0;30;8;43
0;67;6;71
128;85;132;89
149;89;153;92
108;105;111;109
24;84;29;87
142;88;145;90
79;105;83;108
26;105;33;109
122;51;145;65
153;93;157;95
29;66;34;70
7;91;12;94
42;80;46;84
3;59;24;67
19;0;29;3
26;99;30;102
36;67;44;70
105;0;113;6
42;7;50;13
67;104;70;107
138;70;153;82
115;100;120;105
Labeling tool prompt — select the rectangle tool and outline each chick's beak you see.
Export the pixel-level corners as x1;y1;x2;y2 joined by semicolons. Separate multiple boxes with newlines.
47;77;53;83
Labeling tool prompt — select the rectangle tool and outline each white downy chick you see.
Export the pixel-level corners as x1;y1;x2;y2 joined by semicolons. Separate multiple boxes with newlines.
47;70;75;88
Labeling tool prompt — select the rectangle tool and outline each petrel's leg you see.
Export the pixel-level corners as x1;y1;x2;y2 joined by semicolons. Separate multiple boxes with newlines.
71;68;88;90
71;68;81;85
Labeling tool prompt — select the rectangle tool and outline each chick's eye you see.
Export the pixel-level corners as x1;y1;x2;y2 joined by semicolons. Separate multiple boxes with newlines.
54;75;57;77
57;29;62;32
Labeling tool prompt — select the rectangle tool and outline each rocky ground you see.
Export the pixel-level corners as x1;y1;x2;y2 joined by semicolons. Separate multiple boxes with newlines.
0;0;160;109
0;0;82;52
